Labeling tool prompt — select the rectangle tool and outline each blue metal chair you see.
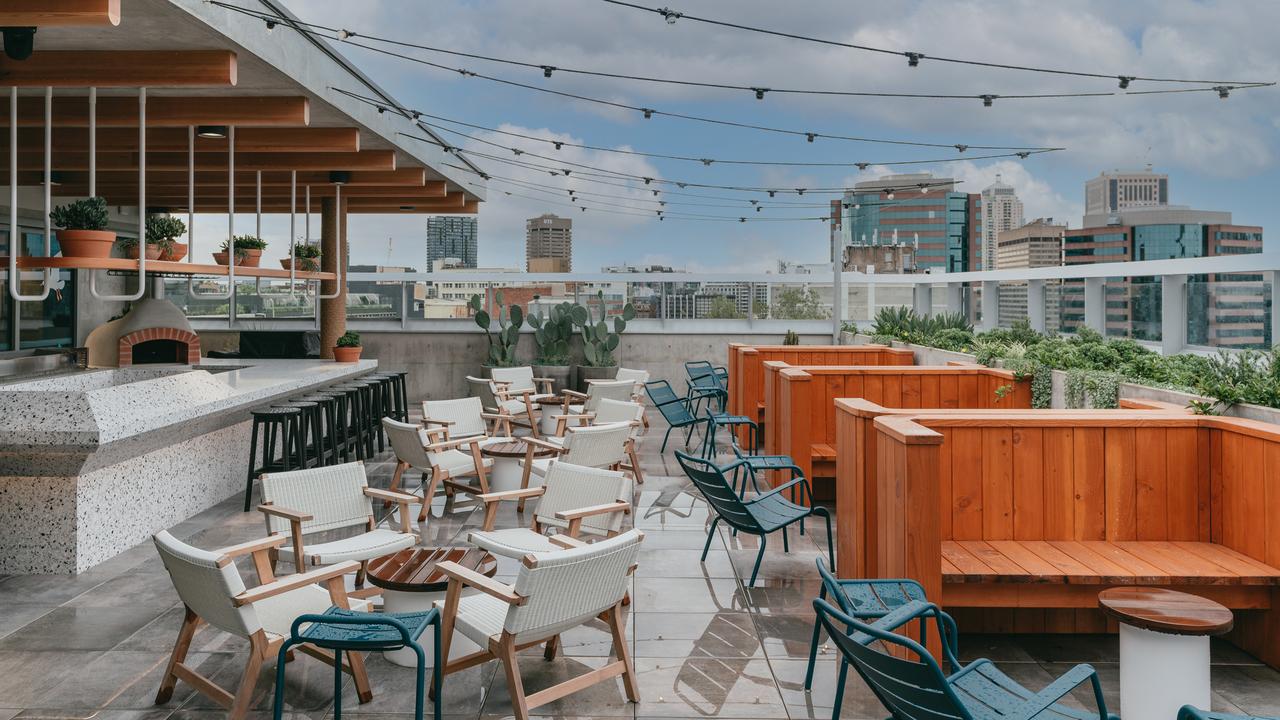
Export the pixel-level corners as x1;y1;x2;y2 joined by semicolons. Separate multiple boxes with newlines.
675;450;833;587
1180;707;1279;720
814;597;1117;720
274;607;442;720
804;558;950;716
645;379;714;453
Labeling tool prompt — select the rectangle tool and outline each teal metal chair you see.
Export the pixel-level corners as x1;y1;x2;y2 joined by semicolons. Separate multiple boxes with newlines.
645;380;715;453
1180;708;1279;720
274;607;441;720
675;450;832;587
815;597;1117;720
685;360;728;414
727;434;797;496
804;558;949;716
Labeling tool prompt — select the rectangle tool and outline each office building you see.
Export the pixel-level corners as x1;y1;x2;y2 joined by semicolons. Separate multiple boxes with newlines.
526;213;573;272
1083;167;1169;226
425;216;478;271
981;175;1023;272
995;218;1065;327
836;172;982;273
1059;207;1265;348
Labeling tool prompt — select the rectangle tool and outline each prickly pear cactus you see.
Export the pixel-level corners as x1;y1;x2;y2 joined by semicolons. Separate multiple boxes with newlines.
529;302;574;365
571;291;636;367
471;292;524;367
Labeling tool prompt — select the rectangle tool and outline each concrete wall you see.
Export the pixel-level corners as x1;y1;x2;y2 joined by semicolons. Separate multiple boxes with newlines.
199;326;831;400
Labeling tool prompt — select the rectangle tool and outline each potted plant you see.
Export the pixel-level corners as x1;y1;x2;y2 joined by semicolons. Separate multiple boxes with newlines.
147;214;188;261
528;301;575;393
470;292;523;374
333;330;362;362
114;234;169;261
213;235;267;267
570;291;636;391
281;243;322;272
50;196;114;258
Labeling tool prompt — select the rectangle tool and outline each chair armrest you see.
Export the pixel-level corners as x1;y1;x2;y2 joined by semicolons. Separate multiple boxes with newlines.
555;501;631;521
561;389;588;400
549;534;589;549
532;377;556;383
553;413;595;421
522;436;567;452
421;417;455;427
1001;664;1104;720
363;487;423;505
426;436;482;452
437;561;525;605
749;476;814;507
257;503;314;523
216;535;287;564
233;560;362;606
480;412;511;420
476;487;545;504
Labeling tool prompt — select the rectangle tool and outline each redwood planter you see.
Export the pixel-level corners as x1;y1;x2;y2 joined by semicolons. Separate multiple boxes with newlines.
126;245;163;260
160;243;187;262
333;346;362;362
57;229;115;259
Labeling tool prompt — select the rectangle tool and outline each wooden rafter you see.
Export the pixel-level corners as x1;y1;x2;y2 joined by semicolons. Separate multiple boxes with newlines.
0;150;396;171
59;184;449;200
0;96;310;127
101;193;471;214
13;169;432;187
0;0;121;26
13;127;360;153
0;51;237;87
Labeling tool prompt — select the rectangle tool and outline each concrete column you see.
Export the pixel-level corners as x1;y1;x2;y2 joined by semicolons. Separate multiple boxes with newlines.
979;280;999;331
1026;279;1046;333
945;283;963;315
1161;274;1187;355
1270;270;1280;350
1084;277;1105;335
913;284;933;317
319;195;347;357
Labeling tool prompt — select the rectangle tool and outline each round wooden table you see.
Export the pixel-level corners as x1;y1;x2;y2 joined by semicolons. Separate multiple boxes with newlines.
1099;587;1233;720
367;547;498;666
481;439;559;492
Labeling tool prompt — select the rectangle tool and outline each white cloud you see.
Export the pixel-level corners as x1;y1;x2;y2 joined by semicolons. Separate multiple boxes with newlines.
945;160;1083;227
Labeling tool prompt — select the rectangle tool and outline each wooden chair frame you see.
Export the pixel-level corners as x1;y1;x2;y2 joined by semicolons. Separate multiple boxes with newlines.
155;536;373;720
477;486;631;539
432;553;639;720
517;430;632;511
551;412;646;486
417;428;493;517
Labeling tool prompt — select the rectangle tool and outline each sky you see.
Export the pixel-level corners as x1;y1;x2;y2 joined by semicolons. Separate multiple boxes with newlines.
248;0;1280;273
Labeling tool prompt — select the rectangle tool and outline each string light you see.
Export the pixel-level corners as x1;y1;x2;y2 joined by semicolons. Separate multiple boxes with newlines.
659;7;682;24
982;94;996;107
1118;76;1134;89
598;0;1274;88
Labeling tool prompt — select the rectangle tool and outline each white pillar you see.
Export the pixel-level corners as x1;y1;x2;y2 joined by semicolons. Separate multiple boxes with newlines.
979;280;999;331
913;284;933;317
1161;274;1187;355
1026;279;1046;333
1084;277;1106;334
945;283;963;315
1269;271;1280;349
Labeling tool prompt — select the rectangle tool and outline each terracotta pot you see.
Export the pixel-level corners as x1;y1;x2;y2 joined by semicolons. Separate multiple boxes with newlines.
212;251;231;266
126;244;164;260
281;257;319;272
57;229;116;259
160;242;187;262
239;249;263;268
333;346;362;363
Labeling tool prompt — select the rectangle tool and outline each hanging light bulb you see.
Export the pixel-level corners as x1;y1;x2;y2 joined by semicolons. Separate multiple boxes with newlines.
886;189;896;200
553;141;563;150
700;159;713;166
981;94;996;107
856;162;870;171
337;29;353;40
541;65;556;78
1215;85;1231;99
920;184;928;194
752;87;768;100
1118;76;1134;89
806;133;816;143
954;144;968;153
659;7;682;25
1016;151;1030;159
768;190;776;197
643;177;652;185
905;52;923;67
264;19;277;33
795;188;805;196
642;108;654;119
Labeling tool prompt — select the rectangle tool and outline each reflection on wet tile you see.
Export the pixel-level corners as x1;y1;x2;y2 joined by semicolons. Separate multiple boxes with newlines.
634;612;760;659
633;657;787;718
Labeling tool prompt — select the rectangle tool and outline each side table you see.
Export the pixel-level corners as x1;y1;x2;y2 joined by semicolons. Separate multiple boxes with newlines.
481;439;558;492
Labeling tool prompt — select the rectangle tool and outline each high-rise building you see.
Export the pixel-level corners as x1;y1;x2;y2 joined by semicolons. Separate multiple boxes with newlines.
981;175;1023;272
836;172;982;273
526;213;572;272
425;216;478;271
1059;206;1265;348
1083;167;1169;225
995;218;1065;327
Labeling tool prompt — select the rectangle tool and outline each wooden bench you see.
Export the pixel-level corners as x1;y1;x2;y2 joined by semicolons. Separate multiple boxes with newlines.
727;343;913;443
861;410;1280;668
768;365;1031;498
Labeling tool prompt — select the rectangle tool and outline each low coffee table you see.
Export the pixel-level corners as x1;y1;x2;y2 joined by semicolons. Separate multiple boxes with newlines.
367;546;498;667
1099;587;1233;720
481;438;559;492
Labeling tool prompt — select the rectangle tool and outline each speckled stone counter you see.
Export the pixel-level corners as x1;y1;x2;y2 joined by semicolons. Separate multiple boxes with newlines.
0;358;377;574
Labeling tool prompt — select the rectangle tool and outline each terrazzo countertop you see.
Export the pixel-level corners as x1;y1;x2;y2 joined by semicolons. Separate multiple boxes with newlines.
0;357;377;475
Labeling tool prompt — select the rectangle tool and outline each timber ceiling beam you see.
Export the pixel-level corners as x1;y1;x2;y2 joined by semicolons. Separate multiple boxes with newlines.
105;195;473;214
13;127;359;153
0;96;310;127
0;51;237;87
60;184;449;199
14;169;431;187
1;150;396;171
0;0;120;26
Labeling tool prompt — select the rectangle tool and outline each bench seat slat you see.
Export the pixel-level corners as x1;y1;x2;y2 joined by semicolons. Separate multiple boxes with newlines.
811;443;837;460
1047;541;1151;584
984;541;1066;582
958;541;1044;582
1018;541;1100;583
1115;541;1240;584
1170;541;1280;583
1076;541;1171;581
942;542;994;582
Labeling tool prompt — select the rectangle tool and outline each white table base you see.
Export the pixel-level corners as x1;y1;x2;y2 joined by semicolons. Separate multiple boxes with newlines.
378;588;479;668
1118;622;1211;720
488;457;525;493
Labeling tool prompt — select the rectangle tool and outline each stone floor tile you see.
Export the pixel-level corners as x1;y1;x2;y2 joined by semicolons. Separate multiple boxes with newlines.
0;606;170;652
633;613;761;660
631;658;787;718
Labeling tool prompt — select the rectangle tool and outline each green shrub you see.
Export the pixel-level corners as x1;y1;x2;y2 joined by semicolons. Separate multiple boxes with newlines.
146;214;186;245
50;196;109;231
336;331;360;348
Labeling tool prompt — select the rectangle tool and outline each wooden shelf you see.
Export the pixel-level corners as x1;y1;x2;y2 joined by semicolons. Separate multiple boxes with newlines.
4;256;335;281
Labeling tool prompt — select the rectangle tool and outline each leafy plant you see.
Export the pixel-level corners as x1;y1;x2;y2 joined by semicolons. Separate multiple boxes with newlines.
771;287;829;320
471;292;523;367
705;295;743;319
783;329;800;346
146;214;186;245
290;243;322;271
50;196;109;231
1064;369;1121;409
528;302;574;365
115;235;172;253
336;330;360;348
1187;399;1224;416
231;234;268;250
570;291;636;367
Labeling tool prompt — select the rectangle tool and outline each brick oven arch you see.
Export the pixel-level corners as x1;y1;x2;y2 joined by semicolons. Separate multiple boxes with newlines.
118;328;201;366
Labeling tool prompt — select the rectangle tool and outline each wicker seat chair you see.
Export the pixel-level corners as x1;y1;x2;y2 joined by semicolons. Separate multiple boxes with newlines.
551;398;645;484
467;375;540;437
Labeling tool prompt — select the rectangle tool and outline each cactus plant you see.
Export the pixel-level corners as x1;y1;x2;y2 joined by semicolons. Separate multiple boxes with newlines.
783;329;800;345
571;291;636;367
528;302;575;365
470;292;524;367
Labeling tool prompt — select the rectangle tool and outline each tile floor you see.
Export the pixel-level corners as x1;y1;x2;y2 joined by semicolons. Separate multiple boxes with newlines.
1;414;1278;720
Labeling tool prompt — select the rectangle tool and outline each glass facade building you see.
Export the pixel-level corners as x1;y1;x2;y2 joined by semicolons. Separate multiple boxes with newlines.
840;191;980;272
425;216;478;270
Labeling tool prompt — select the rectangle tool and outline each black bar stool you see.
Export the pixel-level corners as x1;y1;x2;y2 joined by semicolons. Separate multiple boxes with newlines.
331;381;374;460
276;400;324;468
296;394;341;466
312;389;356;463
244;405;305;511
